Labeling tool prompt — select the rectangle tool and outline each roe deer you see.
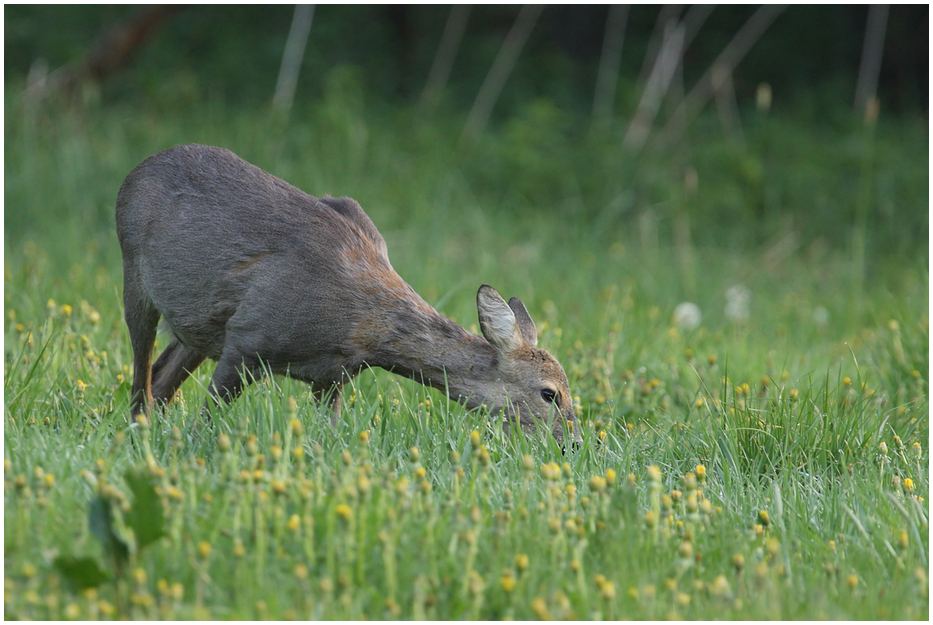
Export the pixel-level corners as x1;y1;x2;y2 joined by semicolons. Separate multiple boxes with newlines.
116;144;580;444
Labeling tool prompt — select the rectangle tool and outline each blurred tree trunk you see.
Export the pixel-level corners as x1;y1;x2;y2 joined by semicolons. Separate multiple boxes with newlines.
636;5;682;88
463;4;543;140
661;4;786;145
273;5;315;115
24;5;184;104
853;5;889;115
420;5;472;113
590;5;629;137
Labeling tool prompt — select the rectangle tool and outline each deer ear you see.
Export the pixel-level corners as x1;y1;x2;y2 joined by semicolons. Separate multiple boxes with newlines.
476;285;524;353
507;297;538;347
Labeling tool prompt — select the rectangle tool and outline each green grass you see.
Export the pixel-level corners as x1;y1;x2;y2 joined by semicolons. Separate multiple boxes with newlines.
4;88;928;619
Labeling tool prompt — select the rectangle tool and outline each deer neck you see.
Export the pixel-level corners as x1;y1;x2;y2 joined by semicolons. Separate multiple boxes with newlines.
367;300;501;408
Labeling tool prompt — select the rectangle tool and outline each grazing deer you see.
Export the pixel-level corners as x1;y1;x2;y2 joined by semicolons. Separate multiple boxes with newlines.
116;144;580;444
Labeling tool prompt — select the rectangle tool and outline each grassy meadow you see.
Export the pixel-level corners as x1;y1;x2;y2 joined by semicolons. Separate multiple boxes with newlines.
3;80;929;619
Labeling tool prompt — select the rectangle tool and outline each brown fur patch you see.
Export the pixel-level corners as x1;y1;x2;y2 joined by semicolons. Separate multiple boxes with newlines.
234;252;270;272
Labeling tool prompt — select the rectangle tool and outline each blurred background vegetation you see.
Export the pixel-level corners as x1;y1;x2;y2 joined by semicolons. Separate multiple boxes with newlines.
4;4;929;336
4;8;929;619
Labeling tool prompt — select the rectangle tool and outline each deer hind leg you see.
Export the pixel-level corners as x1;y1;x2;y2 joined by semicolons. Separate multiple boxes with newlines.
151;338;206;406
123;269;160;420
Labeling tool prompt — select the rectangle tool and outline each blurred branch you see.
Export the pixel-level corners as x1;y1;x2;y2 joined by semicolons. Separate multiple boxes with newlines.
420;5;471;113
623;21;684;153
590;5;629;137
23;5;184;105
853;4;889;115
661;5;786;146
622;4;713;151
463;4;543;141
273;5;315;114
713;67;744;146
636;5;682;87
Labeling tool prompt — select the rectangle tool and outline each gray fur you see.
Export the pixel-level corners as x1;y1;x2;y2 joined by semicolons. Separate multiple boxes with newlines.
116;144;580;443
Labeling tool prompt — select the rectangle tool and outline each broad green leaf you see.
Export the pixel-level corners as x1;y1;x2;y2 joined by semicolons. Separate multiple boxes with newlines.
124;467;166;551
53;555;111;590
88;495;129;569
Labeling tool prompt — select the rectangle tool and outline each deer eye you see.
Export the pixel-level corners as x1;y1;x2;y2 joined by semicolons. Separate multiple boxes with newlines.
541;389;558;403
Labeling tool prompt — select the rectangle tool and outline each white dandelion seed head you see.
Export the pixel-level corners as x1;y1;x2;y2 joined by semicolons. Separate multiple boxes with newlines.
672;302;702;330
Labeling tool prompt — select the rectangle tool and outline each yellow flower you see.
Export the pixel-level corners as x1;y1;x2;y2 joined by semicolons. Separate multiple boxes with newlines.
531;597;550;620
500;573;516;593
897;530;909;551
903;478;915;493
541;462;561;481
197;541;211;560
683;472;697;491
478;446;491;467
605;468;617;486
515;553;529;572
678;541;693;559
64;602;81;619
758;510;770;527
709;575;732;599
600;580;616;600
685;494;698;514
287;514;301;532
335;504;353;522
646;465;662;485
